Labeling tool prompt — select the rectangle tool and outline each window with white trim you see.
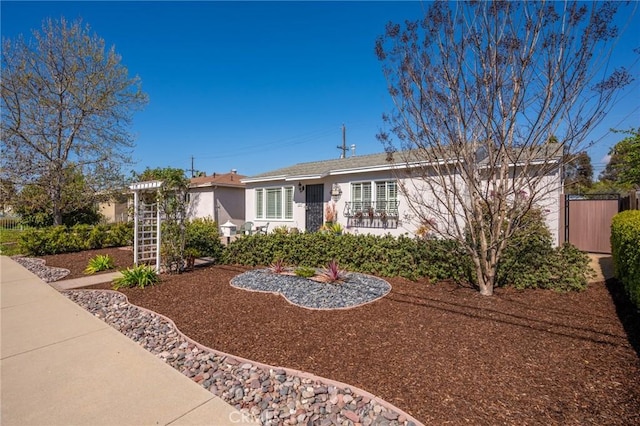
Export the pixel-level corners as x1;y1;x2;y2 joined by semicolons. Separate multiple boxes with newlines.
376;181;398;212
255;186;294;220
350;180;397;214
351;182;372;209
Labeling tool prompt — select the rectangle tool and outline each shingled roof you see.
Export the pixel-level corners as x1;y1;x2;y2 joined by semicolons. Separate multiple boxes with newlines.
242;152;397;183
242;143;562;183
190;171;246;188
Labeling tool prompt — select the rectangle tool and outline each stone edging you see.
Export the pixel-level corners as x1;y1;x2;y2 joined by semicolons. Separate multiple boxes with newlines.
70;289;424;426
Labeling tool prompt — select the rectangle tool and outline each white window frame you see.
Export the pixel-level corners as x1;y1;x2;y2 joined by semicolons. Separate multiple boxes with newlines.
255;186;294;220
351;180;397;214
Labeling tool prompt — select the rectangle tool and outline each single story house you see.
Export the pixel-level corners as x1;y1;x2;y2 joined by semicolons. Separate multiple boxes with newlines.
188;170;246;226
241;149;563;245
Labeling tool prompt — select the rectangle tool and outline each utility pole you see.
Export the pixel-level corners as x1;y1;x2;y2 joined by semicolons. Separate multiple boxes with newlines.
337;124;347;158
190;155;195;178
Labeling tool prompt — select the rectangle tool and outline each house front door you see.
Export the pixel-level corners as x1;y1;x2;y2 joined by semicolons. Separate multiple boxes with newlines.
305;184;324;232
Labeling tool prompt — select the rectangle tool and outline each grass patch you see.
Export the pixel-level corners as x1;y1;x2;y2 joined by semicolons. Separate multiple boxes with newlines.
0;229;23;255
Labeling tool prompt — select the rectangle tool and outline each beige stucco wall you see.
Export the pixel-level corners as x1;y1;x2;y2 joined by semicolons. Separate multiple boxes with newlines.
189;186;245;226
98;201;129;223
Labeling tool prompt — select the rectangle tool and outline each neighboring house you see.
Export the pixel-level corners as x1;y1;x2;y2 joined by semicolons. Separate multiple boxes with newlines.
98;199;129;223
241;150;563;244
189;170;246;226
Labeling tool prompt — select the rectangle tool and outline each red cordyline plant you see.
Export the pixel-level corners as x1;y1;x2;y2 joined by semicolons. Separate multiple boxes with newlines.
321;259;345;283
270;259;287;274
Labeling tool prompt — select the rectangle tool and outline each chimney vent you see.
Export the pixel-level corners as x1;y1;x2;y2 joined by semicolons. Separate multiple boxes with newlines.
350;144;356;157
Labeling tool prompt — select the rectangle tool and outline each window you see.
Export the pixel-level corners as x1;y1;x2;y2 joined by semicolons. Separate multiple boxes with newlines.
376;181;398;213
284;187;294;219
351;182;372;210
255;186;294;220
256;189;264;219
350;180;397;215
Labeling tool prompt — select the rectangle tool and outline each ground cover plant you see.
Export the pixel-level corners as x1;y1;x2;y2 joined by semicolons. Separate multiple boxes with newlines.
112;264;159;290
64;262;638;425
0;228;22;255
84;254;115;274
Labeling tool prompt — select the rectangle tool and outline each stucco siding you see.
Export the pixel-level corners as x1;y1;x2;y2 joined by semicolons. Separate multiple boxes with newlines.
244;165;562;244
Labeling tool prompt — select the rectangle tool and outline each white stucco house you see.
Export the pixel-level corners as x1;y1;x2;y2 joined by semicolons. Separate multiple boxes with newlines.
241;149;564;244
188;171;246;226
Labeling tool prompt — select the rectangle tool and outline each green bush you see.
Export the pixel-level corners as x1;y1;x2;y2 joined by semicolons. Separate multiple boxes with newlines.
18;222;133;256
611;210;640;307
106;222;133;247
112;265;159;289
294;266;316;278
223;232;472;282
185;218;223;259
497;210;591;291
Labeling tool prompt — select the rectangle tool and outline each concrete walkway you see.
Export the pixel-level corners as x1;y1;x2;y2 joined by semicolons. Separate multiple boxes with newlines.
0;256;258;426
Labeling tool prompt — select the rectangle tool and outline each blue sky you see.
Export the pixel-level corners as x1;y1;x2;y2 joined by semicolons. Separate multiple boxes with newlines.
2;1;639;178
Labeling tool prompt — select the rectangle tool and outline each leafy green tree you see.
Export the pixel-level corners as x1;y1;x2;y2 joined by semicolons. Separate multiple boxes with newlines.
1;17;148;225
564;151;594;194
599;128;640;186
376;1;633;295
12;166;102;227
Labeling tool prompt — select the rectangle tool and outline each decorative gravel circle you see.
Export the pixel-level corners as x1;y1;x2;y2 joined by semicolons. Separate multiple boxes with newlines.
230;269;391;310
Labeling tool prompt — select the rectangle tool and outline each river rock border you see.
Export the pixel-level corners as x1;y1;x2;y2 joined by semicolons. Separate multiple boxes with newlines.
64;290;422;426
230;269;392;310
11;256;70;282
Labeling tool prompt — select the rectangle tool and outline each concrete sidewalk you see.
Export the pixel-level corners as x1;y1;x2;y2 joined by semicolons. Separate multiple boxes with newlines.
0;256;258;426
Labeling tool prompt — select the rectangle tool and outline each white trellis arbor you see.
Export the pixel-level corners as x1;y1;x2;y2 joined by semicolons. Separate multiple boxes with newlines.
129;180;163;271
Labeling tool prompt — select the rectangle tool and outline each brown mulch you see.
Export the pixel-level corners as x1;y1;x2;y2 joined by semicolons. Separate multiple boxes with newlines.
44;250;640;425
40;247;135;280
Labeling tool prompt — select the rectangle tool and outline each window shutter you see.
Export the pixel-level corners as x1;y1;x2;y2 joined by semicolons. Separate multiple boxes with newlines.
256;189;264;219
285;187;294;219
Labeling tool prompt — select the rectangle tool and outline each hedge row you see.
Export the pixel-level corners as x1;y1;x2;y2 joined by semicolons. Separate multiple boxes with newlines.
223;233;472;282
18;223;133;256
611;210;640;308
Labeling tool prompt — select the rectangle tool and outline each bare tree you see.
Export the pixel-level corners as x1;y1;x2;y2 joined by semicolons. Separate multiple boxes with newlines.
1;17;148;225
376;1;635;295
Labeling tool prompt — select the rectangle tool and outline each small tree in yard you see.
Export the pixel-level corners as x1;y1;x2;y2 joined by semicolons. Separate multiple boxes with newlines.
376;1;635;295
1;17;147;226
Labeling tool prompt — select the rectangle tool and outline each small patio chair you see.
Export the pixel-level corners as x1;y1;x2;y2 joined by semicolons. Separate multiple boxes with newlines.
256;222;269;235
238;221;254;236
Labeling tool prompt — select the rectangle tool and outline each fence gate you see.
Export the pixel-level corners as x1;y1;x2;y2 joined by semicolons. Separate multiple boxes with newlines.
564;194;620;254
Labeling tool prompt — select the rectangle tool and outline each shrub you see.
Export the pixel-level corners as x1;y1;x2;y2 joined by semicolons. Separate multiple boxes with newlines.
18;222;133;256
223;232;472;282
294;266;316;278
185;218;223;260
112;265;159;289
611;210;640;307
84;255;115;275
497;209;591;291
106;222;134;247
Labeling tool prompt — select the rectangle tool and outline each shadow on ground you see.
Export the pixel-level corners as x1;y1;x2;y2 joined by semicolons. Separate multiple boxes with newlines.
602;255;640;358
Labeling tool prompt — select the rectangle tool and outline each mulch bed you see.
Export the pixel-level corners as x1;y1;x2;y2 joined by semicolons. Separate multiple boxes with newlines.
43;250;640;424
40;247;135;280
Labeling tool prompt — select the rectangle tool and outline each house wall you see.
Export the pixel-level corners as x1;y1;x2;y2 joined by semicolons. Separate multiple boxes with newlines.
245;165;562;244
189;187;245;226
98;201;129;223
